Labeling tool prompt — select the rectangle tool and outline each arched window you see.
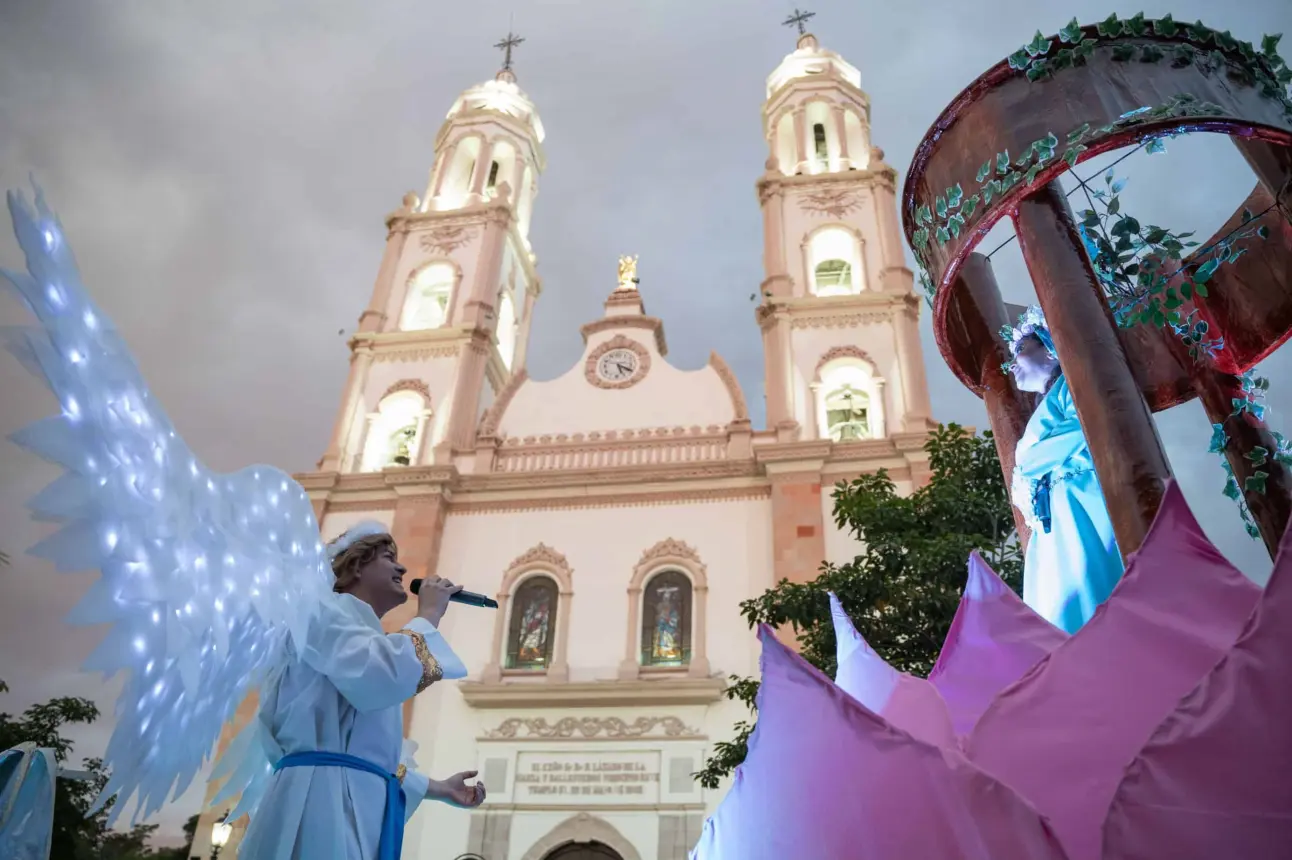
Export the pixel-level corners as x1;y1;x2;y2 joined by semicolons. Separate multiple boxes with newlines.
824;384;870;441
496;289;517;369
816;356;884;442
640;571;692;668
774;112;797;176
812;123;828;161
360;390;429;471
506;576;559;670
807;227;863;296
401;262;455;331
437;136;481;209
486;161;500;191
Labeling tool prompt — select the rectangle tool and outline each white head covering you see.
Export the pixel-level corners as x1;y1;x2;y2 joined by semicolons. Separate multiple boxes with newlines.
325;520;392;563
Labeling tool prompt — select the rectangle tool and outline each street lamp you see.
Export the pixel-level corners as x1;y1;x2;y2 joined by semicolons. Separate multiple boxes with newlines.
210;816;232;859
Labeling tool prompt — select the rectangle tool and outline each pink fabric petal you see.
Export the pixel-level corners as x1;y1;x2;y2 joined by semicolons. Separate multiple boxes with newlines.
1102;507;1292;859
966;481;1261;860
929;551;1068;736
691;625;1071;860
829;592;957;748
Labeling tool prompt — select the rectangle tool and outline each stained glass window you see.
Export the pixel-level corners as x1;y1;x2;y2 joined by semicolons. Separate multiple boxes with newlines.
507;576;558;670
640;571;692;668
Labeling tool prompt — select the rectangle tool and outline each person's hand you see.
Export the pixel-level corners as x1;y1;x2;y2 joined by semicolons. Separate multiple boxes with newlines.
432;770;485;808
416;575;462;627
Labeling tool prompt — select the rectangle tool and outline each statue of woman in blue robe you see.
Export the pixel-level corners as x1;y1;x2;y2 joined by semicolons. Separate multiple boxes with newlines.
1005;307;1124;634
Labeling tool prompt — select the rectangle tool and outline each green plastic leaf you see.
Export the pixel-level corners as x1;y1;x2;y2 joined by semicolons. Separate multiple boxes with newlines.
935;195;948;219
1041;132;1059;150
1140;44;1165;63
1259;225;1271;239
948;213;966;239
1208;423;1228;454
961;194;980;219
1263;33;1284;56
1008;49;1031;71
1248;446;1270;467
916;204;932;225
1024;163;1044;185
1027;30;1052;57
912;228;930;250
1064;145;1087;167
1242;207;1254;223
1172;43;1196;66
997;151;1011;174
1143;226;1168;243
1097;13;1123;38
976;160;992;183
1193;281;1209;298
1053;48;1075;70
1123;12;1148;38
947;183;964;209
1186;21;1213;43
935;225;951;244
1246;471;1269;495
1108;196;1121;216
1081;209;1100;227
1026;62;1050;82
1067;123;1091;144
1154;14;1179;38
1060;17;1083;44
1145;137;1167;155
1215;30;1237;52
1074;39;1097;63
1195;257;1221;283
1112;44;1136;62
1223;475;1242;500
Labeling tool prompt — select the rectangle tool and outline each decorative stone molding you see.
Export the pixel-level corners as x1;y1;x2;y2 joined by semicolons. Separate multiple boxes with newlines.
483;715;702;740
483;542;574;684
584;335;651;391
578;315;668;354
813;345;878;379
460;676;726;709
707;351;749;421
417;226;476;257
519;814;643;860
620;538;711;681
799;187;861;218
450;485;772;516
477;368;529;437
790;310;892;329
380;379;432;403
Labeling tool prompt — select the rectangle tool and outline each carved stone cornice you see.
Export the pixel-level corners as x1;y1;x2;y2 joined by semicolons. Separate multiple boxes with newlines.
460;677;727;710
481;715;704;741
579;315;667;355
637;538;703;571
813;346;877;377
353;329;466;363
506;543;573;582
382;465;457;486
381;379;433;402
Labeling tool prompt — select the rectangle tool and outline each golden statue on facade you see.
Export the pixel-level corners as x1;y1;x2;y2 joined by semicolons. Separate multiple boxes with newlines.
617;255;639;290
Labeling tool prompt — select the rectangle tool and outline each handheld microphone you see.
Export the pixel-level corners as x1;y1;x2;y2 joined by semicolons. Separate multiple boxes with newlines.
409;578;499;609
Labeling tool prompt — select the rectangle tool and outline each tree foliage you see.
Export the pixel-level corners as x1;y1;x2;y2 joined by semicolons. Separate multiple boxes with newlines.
0;680;195;859
697;425;1022;788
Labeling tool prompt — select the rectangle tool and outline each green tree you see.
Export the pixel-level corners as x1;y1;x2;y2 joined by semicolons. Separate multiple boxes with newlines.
697;424;1023;788
0;680;193;859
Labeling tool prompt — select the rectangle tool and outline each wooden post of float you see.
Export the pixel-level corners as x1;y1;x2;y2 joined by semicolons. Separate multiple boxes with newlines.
1012;181;1173;558
949;253;1036;550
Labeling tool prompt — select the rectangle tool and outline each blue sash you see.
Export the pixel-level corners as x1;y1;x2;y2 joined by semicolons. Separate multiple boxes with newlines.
275;751;406;860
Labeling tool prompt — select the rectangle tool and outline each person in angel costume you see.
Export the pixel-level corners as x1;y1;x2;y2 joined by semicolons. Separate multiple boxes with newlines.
1;187;483;860
1005;305;1124;634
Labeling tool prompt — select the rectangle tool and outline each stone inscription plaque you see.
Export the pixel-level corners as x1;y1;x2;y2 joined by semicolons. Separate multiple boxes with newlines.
514;750;661;805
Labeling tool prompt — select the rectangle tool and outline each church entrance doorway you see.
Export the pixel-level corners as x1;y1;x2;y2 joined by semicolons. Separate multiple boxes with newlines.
543;842;624;860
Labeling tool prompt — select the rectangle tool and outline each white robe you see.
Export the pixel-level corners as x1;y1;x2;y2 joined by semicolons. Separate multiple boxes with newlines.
238;593;464;860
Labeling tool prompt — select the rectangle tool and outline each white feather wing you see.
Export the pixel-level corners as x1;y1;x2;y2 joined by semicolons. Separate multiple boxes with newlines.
2;187;332;821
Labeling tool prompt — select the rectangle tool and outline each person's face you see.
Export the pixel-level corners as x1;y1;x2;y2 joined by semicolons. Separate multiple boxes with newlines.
355;541;408;617
1010;335;1059;393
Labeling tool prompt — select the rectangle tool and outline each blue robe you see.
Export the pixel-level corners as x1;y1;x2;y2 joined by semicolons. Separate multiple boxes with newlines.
1012;375;1124;634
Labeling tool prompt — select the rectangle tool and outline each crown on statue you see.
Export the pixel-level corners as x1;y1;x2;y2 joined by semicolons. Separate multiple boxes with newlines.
999;305;1055;371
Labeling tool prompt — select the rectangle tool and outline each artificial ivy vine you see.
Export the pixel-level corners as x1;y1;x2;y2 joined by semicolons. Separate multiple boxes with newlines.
1074;165;1282;536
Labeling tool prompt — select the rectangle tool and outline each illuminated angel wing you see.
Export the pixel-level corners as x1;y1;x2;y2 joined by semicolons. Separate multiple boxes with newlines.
2;187;332;822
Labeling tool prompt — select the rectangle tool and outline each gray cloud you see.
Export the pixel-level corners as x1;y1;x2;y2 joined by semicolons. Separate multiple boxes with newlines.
3;0;1289;843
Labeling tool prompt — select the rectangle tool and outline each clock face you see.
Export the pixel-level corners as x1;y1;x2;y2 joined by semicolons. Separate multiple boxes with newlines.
597;348;640;382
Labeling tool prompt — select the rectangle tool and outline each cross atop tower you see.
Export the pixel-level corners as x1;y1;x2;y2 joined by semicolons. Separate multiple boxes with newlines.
494;31;524;72
782;7;815;36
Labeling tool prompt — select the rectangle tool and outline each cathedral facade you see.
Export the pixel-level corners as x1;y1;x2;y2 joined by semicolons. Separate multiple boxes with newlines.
199;30;934;860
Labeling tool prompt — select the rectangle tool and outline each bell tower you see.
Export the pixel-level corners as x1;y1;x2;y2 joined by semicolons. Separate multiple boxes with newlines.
755;17;934;444
316;33;545;474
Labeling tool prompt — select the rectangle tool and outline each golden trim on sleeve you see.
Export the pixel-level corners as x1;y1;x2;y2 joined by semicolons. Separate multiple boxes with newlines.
397;629;443;693
396;764;407;784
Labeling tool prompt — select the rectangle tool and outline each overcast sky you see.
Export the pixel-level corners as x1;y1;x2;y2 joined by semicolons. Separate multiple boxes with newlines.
2;0;1289;843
